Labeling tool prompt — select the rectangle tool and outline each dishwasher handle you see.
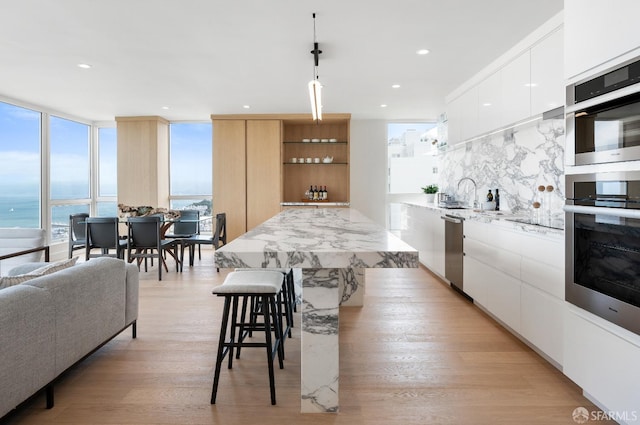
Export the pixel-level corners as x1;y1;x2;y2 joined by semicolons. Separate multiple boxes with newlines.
440;215;463;224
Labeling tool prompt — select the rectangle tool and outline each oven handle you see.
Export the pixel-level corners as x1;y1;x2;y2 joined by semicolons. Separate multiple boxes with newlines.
564;204;640;219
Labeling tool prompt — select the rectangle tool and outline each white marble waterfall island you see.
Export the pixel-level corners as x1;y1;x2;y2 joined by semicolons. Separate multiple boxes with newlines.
214;208;418;413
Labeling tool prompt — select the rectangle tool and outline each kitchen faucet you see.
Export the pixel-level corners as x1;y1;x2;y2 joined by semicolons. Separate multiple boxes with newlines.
458;177;477;208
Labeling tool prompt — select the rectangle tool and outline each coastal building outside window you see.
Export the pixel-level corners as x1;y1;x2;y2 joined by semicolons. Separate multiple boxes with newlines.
169;122;212;231
0;101;41;228
50;116;91;241
387;122;439;230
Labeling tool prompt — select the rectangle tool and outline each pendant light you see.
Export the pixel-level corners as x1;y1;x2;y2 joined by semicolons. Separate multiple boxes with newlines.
309;13;322;121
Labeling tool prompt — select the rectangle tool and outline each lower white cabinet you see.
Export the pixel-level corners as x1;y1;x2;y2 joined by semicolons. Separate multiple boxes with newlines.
400;204;445;277
564;307;640;422
463;219;564;366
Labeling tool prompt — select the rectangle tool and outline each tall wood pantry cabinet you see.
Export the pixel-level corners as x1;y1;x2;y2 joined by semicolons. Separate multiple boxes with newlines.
212;113;350;241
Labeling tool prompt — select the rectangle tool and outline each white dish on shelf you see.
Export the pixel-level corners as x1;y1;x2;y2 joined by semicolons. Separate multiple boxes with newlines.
302;138;310;143
311;138;320;143
320;138;329;143
329;138;337;143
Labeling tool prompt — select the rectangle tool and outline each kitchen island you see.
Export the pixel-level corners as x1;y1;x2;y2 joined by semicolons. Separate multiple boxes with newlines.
214;207;418;413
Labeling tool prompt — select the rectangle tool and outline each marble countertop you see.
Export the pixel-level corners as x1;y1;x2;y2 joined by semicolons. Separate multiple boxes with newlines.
404;200;565;236
280;201;350;207
215;207;418;269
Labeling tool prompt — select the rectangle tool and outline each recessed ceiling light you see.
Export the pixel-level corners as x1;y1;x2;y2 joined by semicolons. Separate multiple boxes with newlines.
391;84;401;89
525;83;538;87
77;63;92;69
380;104;388;108
161;106;170;110
483;103;492;107
243;105;251;109
416;49;430;55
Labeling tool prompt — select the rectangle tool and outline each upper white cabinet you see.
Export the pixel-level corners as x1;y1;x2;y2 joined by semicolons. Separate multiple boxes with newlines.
459;86;479;142
531;28;564;115
477;71;502;135
445;24;563;145
501;51;531;125
565;0;640;80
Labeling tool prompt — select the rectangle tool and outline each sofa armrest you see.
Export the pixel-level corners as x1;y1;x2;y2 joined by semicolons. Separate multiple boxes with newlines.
124;263;139;328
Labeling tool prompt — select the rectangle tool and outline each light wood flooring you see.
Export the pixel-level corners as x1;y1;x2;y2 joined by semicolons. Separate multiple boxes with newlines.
2;250;613;425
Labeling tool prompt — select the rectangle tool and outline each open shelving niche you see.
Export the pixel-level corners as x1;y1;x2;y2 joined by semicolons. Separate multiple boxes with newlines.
281;116;350;204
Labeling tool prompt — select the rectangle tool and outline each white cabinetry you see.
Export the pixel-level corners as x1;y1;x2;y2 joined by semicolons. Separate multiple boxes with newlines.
445;25;563;145
477;71;502;135
501;51;531;125
565;0;640;79
463;220;564;366
400;204;445;277
530;28;564;115
564;307;640;421
459;86;479;142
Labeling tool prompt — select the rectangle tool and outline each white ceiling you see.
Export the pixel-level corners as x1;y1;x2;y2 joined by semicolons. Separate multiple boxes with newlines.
0;0;563;122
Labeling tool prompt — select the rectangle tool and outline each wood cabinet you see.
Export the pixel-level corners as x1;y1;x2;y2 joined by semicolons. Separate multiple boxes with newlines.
281;115;350;203
212;117;281;241
212;114;350;241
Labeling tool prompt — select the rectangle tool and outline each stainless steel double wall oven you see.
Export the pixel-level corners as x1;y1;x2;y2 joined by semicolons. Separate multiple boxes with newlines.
566;57;640;336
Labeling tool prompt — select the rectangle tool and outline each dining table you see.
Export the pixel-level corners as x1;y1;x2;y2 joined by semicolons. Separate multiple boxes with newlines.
214;207;419;413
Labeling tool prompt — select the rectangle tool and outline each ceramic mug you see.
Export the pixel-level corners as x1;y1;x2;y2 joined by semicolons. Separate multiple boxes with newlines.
298;158;304;163
291;157;297;163
314;157;320;163
306;157;312;163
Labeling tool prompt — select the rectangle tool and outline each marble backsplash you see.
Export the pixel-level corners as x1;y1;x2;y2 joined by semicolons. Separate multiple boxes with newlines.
438;118;565;219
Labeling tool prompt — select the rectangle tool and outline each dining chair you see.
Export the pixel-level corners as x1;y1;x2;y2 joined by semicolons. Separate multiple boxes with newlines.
85;217;127;260
181;212;226;272
127;216;180;281
68;213;89;259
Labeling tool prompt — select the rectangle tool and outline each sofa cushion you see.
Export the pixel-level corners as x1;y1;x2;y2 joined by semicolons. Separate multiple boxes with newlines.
0;257;78;290
0;273;40;289
29;257;78;276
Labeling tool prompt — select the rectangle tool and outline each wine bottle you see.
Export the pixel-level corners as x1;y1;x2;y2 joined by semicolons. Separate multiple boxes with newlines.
313;185;319;200
323;185;328;200
495;189;500;211
308;185;314;200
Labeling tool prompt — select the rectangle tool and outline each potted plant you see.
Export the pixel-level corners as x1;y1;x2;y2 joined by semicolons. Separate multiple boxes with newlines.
421;184;438;204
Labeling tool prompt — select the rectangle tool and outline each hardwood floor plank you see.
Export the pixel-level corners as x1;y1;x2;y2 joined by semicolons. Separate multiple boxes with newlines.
1;250;614;424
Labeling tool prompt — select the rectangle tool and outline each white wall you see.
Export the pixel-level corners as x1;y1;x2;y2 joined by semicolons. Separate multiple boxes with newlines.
350;120;387;227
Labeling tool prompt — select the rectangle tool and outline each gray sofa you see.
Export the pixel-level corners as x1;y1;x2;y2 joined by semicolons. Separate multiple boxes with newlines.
0;257;139;419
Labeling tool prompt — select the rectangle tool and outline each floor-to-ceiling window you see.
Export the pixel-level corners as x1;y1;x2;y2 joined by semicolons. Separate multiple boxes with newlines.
96;127;117;216
169;122;212;230
49;116;91;242
387;122;439;230
0;101;41;228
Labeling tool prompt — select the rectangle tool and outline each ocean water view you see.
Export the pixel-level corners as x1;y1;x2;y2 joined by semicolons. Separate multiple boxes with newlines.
0;194;212;242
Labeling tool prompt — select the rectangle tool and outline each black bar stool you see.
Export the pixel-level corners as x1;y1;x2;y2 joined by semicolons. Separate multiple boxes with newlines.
235;268;296;339
210;270;286;405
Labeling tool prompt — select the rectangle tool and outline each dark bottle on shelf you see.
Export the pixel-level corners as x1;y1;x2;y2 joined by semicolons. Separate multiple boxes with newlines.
486;190;493;202
308;185;314;200
323;185;328;200
495;189;500;211
313;185;319;200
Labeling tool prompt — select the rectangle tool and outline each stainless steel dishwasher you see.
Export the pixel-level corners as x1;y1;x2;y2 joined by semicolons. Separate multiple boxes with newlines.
441;214;465;295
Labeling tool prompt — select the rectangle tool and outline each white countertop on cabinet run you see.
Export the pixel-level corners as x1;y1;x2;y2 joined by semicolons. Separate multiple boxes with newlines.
404;201;564;236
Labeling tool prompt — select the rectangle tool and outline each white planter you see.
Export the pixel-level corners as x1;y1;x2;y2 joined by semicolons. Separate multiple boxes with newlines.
425;193;436;204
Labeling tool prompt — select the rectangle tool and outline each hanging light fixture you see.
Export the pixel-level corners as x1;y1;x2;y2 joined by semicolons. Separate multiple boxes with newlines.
309;12;322;121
